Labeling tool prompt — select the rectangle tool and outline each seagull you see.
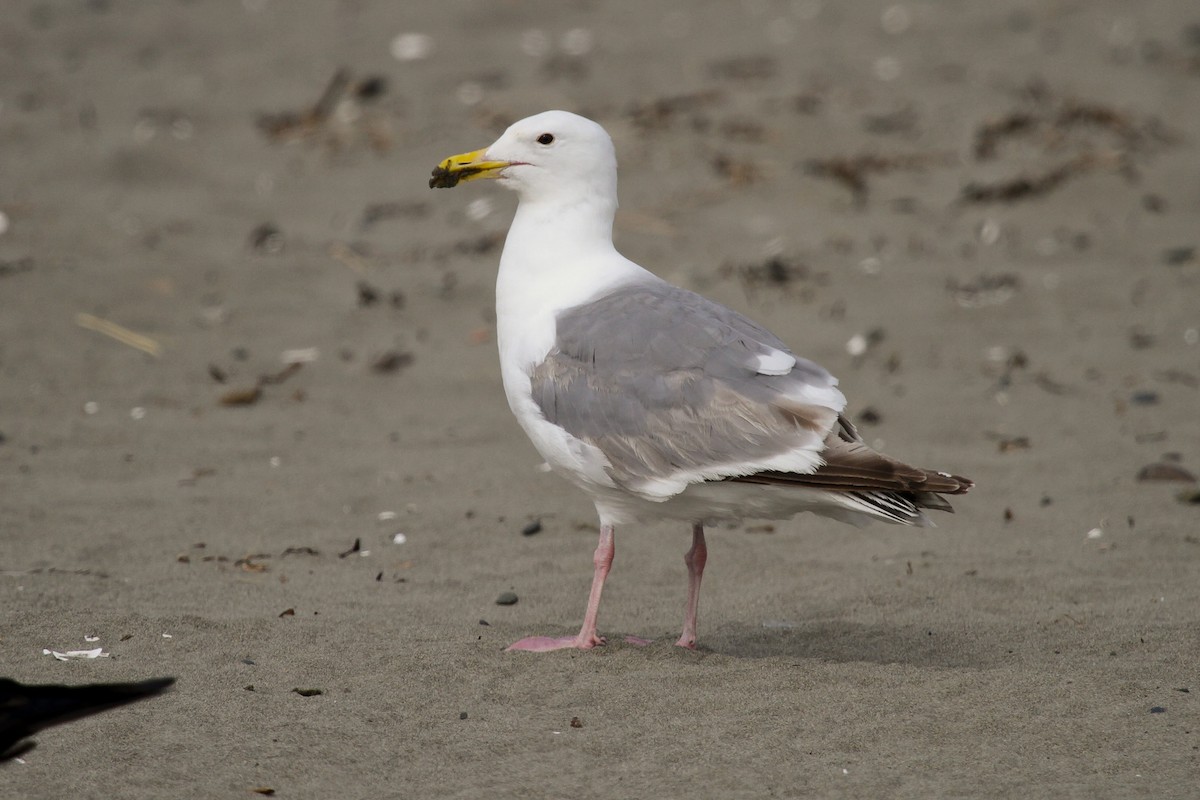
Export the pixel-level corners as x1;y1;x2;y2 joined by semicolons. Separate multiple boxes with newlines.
0;676;174;761
430;110;972;652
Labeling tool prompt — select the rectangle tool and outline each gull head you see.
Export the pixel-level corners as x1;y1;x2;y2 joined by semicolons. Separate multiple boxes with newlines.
429;110;617;205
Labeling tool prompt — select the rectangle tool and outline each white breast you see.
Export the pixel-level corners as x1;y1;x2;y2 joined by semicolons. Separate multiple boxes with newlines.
494;243;652;496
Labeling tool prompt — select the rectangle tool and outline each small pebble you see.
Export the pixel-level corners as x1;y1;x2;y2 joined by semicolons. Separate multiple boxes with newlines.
1128;330;1155;349
1149;706;1166;714
371;350;414;373
1130;391;1159;406
356;281;380;307
1176;489;1200;505
355;76;387;101
1137;463;1196;483
1162;246;1195;265
282;347;319;364
857;407;882;425
570;716;583;728
521;519;543;536
390;32;433;61
495;592;519;606
248;223;283;254
460;711;468;720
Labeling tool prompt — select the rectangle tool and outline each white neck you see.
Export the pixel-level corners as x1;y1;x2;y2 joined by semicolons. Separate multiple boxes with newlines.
493;192;654;381
495;193;641;322
509;192;617;262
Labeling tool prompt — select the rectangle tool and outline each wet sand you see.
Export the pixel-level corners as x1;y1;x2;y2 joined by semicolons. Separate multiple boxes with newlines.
2;1;1198;796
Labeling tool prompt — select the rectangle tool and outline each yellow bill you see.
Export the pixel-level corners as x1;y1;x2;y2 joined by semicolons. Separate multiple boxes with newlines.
428;148;511;189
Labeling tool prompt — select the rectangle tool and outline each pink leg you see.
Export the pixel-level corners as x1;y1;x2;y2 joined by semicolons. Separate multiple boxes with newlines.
506;525;615;652
675;524;707;649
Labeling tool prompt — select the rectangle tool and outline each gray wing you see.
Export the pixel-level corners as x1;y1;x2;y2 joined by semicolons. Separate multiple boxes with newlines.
530;280;846;498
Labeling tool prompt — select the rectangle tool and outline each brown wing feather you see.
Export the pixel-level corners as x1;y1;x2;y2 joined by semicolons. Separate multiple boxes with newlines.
730;414;974;500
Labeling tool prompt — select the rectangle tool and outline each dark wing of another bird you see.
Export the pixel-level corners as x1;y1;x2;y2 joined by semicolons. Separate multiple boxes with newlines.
0;676;175;762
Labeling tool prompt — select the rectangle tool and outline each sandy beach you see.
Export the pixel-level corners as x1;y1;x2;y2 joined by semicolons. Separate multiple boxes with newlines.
2;1;1198;796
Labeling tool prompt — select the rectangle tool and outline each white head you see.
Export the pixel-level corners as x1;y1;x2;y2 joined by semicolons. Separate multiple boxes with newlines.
430;111;618;209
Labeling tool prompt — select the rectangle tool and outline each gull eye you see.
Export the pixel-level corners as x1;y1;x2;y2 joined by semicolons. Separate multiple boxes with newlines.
536;133;554;145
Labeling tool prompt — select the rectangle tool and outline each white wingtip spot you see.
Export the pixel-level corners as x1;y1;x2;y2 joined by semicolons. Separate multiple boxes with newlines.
755;349;796;376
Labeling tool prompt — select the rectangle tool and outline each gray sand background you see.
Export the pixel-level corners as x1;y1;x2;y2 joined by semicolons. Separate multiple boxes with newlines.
2;1;1198;797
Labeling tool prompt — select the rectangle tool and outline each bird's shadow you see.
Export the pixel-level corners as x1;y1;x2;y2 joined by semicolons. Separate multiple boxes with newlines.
702;620;998;669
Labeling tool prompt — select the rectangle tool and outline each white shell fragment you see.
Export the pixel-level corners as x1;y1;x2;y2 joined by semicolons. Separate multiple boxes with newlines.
281;347;319;364
846;334;869;357
43;647;110;661
390;33;433;62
